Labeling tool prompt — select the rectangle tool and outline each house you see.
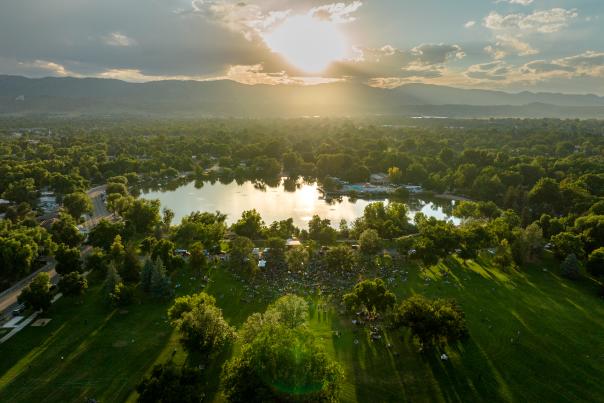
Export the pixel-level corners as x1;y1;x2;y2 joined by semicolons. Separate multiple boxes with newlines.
38;191;58;214
370;173;390;185
403;184;423;193
175;249;191;257
286;238;302;248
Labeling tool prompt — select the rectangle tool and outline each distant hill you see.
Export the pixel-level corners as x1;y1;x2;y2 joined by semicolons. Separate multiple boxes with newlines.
1;75;603;118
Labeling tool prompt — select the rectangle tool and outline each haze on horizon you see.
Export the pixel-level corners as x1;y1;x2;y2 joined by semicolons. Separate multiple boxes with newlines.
1;0;603;95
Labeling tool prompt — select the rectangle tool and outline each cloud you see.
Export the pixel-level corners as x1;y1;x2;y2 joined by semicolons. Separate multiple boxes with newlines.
219;63;341;85
499;0;533;5
327;43;465;87
484;8;578;34
18;59;78;77
187;0;286;41
464;51;604;86
485;34;538;59
96;68;209;82
411;43;465;65
464;20;476;28
484;45;507;60
465;61;511;81
521;51;604;78
102;32;137;47
310;1;363;23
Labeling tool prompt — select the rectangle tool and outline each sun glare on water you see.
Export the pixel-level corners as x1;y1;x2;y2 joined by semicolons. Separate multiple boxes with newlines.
264;15;348;73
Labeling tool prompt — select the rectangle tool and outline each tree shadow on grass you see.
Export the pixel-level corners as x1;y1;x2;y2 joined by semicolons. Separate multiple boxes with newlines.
184;344;233;402
423;339;514;403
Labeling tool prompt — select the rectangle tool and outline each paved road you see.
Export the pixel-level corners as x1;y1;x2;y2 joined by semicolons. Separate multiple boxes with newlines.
80;185;112;230
0;262;57;321
0;185;109;322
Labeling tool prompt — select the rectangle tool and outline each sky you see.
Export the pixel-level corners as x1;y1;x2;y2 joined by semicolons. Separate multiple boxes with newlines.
0;0;602;94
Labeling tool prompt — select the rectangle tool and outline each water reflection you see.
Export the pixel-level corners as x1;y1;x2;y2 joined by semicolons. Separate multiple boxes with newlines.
140;179;460;228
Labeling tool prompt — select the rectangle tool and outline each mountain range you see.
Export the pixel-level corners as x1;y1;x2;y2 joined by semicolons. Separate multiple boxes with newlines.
1;75;603;118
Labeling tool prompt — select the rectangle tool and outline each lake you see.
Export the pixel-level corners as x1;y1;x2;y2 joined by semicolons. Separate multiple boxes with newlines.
140;179;460;228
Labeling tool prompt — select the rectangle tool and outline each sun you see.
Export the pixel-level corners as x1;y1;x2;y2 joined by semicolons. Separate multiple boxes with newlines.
263;15;348;73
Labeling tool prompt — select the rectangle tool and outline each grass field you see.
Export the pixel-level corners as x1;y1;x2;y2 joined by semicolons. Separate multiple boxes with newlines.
1;255;604;403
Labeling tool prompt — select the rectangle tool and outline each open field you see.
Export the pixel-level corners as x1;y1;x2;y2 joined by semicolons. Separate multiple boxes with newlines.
1;256;604;403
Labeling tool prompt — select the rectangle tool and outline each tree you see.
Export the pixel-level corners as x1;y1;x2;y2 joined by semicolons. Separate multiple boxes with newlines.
406;162;428;184
231;209;265;240
551;232;585;260
2;178;38;206
168;292;216;323
265;237;286;269
414;214;459;260
458;221;492;261
493;239;516;271
58;272;88;296
266;218;298;240
110;282;135;307
282;152;303;175
141;258;154;292
354;202;413;239
62;191;92;220
343;278;396;316
120;247;142;283
238;295;308;344
387;166;403;184
573;214;604;254
0;224;48;283
560;254;581;280
106;182;128;196
285;247;309;273
359;228;382;255
109;234;125;262
511;223;544;265
151;239;177;271
171;301;235;356
18;272;52;312
229;236;254;273
84;248;107;274
104;264;124;306
88;219;124;251
308;215;337;244
172;211;226;251
324;245;355;272
268;294;309;329
587;247;604;277
150;258;173;298
222;324;344;403
136;362;205;403
162;207;175;231
189;242;207;272
55;243;82;275
528;178;562;216
51;212;84;247
412;237;439;266
123;199;161;236
394;295;467;349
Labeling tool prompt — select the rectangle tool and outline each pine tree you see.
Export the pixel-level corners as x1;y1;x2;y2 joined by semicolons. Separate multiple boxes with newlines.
561;253;580;280
150;258;173;298
104;263;123;305
141;258;154;292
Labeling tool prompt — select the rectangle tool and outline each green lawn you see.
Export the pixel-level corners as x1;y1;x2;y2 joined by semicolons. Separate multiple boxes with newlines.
1;256;604;403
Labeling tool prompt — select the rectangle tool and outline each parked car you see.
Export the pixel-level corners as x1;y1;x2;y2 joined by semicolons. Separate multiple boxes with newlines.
12;304;26;317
